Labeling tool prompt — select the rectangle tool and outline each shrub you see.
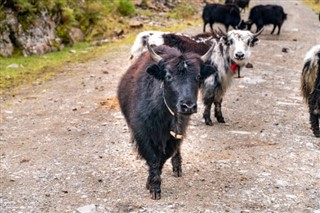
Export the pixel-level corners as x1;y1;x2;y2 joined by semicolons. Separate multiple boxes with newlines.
169;2;198;19
117;0;136;17
61;7;77;26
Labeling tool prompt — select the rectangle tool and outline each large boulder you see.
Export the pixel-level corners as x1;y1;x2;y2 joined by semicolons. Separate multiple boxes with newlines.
0;26;14;57
0;9;64;57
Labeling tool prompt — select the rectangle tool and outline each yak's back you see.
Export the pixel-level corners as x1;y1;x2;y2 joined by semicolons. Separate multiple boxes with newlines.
249;4;287;22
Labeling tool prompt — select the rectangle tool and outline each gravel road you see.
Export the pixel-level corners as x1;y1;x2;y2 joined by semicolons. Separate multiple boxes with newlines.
1;0;320;212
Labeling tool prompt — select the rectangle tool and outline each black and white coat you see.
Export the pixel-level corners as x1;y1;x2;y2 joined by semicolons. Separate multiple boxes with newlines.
301;44;320;137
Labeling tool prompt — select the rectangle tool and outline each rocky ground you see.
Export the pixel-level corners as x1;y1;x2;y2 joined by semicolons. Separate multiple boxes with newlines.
1;0;320;212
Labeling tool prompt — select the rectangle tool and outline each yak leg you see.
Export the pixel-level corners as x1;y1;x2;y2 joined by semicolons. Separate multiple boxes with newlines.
270;24;276;34
171;149;182;177
225;24;229;32
203;96;214;126
146;159;162;200
214;100;225;123
310;112;320;137
203;22;207;32
256;23;263;33
277;24;282;35
210;23;214;32
309;95;320;137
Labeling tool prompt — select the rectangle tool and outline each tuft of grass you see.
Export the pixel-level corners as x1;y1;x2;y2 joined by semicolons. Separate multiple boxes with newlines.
117;0;136;17
168;2;198;20
303;0;320;12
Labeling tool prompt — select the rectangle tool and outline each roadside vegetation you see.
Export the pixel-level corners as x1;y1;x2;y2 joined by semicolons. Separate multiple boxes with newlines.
0;0;199;96
1;0;318;96
303;0;320;11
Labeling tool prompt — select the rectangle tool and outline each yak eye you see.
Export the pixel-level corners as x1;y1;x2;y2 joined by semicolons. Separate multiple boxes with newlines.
165;73;173;81
225;38;233;46
196;74;201;81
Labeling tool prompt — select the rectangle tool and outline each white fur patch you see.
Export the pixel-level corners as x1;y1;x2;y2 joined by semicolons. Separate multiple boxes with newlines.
130;31;168;60
304;44;320;65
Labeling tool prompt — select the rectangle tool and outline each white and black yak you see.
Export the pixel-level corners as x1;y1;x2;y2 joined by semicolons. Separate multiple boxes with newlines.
301;44;320;137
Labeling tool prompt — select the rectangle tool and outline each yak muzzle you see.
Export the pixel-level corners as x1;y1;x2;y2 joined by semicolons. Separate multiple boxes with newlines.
178;100;197;114
235;52;245;60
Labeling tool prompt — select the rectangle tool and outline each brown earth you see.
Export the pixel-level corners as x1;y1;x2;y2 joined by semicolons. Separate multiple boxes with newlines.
1;0;320;212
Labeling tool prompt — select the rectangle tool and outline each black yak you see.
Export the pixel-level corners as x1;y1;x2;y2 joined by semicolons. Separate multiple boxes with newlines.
225;0;250;12
202;3;243;32
118;42;216;199
245;4;287;35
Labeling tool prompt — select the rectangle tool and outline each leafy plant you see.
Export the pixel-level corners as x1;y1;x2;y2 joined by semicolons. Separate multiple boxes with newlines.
168;1;198;19
61;6;77;26
117;0;136;17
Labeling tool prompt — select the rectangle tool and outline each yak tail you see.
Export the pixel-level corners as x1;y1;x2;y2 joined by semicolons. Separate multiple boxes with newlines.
301;49;320;102
283;13;288;20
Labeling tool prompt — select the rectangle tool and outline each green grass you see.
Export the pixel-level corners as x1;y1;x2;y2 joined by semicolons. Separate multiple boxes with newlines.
168;2;198;19
0;42;93;95
303;0;320;12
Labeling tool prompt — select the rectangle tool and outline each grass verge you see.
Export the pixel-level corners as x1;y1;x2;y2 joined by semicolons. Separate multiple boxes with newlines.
302;0;320;12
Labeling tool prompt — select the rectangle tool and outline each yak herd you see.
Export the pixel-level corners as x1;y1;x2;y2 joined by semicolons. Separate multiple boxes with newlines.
117;0;320;200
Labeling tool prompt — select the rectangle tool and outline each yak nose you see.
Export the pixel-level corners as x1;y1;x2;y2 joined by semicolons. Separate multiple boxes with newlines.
180;100;197;114
235;52;245;59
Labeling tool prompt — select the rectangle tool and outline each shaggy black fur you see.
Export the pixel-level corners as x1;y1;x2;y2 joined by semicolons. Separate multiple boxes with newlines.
118;45;216;199
202;3;242;32
246;4;287;35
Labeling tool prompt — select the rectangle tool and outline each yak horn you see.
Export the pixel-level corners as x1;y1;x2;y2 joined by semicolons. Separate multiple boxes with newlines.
253;28;264;38
147;41;162;63
217;27;227;37
200;43;215;62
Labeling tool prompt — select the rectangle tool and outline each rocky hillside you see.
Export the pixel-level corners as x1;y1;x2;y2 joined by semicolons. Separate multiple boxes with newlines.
0;0;200;57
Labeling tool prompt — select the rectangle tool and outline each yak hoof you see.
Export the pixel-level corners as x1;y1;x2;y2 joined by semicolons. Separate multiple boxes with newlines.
147;184;161;200
313;131;320;138
146;178;161;200
217;117;225;123
150;190;161;200
173;167;182;177
204;118;213;126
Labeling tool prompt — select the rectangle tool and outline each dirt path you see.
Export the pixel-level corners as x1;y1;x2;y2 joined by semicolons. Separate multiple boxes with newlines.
1;0;320;212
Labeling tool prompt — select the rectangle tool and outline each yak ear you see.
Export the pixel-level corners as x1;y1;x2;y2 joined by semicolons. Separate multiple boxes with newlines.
146;64;166;80
250;37;260;47
200;64;217;80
